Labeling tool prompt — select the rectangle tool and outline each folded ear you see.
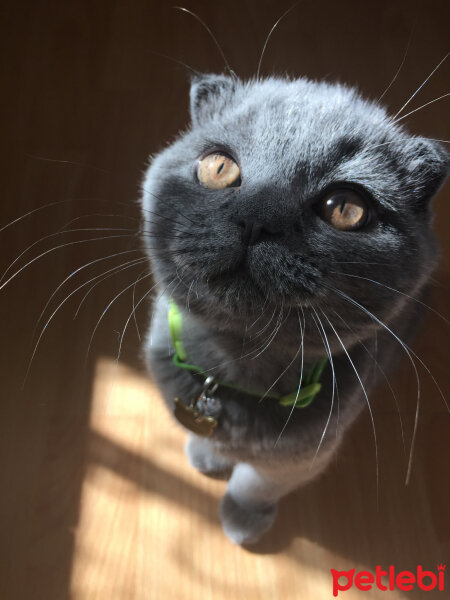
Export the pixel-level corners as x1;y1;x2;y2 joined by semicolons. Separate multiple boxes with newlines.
401;137;449;207
190;74;236;126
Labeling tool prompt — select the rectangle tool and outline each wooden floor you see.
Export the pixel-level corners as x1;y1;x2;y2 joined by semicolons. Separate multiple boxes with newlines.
69;350;449;600
0;1;449;599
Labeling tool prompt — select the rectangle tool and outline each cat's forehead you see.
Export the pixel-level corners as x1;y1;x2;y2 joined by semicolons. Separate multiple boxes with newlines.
193;79;391;177
233;81;384;138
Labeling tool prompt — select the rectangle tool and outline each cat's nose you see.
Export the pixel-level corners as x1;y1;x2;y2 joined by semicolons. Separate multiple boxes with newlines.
231;216;282;246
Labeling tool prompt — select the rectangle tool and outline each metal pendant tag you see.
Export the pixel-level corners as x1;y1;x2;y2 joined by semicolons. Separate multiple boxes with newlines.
173;376;220;437
173;398;218;437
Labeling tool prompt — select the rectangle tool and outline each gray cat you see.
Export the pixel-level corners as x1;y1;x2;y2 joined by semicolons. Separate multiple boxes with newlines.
140;74;448;544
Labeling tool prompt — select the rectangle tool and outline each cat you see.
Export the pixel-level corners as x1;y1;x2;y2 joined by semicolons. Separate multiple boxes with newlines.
140;73;448;545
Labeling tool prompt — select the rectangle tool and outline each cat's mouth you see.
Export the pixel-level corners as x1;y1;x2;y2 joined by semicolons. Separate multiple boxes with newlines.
166;238;325;310
198;250;323;308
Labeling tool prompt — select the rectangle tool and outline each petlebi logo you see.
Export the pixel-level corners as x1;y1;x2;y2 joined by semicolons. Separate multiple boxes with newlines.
330;564;446;596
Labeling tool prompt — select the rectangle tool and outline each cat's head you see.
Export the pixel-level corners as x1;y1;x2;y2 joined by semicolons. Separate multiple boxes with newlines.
141;74;448;334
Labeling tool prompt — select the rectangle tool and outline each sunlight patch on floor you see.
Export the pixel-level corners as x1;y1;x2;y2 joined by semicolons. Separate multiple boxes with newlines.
70;357;394;600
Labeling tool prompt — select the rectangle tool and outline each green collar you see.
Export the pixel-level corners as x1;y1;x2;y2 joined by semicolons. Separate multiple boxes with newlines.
168;300;327;409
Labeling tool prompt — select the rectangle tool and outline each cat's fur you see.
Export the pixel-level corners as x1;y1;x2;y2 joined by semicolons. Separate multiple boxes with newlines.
140;74;448;544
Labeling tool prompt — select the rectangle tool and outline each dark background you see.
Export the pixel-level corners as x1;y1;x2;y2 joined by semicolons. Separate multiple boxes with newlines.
0;1;449;598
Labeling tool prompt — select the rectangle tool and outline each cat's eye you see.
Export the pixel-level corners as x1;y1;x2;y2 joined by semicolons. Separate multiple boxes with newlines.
316;190;370;231
195;153;241;189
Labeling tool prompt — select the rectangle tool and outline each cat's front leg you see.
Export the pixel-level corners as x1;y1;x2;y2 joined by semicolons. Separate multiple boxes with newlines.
185;434;235;479
219;454;333;545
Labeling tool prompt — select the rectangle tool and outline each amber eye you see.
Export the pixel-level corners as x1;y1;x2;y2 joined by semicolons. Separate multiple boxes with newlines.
317;190;370;231
195;153;241;189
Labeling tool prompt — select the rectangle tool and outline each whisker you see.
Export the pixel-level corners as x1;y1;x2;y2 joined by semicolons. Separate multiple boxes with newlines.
392;52;449;121
250;302;288;361
331;284;450;483
309;307;336;466
76;249;186;324
256;3;299;80
0;228;138;285
0;234;139;293
23;257;148;386
21;153;203;230
330;285;448;411
393;92;450;124
73;259;149;319
146;276;184;353
139;201;193;232
332;308;407;458
275;307;305;446
0;199;74;234
327;285;425;485
0;197;142;236
175;264;190;289
321;308;379;506
0;175;197;252
246;301;278;343
131;269;147;342
140;189;197;227
58;213;141;230
258;308;303;403
245;307;284;360
173;6;236;78
116;280;153;361
148;49;199;76
34;248;143;334
115;274;180;363
246;294;270;332
85;271;156;361
334;380;341;446
186;279;196;312
377;21;415;103
245;303;291;361
197;302;288;378
25;153;110;173
332;272;449;325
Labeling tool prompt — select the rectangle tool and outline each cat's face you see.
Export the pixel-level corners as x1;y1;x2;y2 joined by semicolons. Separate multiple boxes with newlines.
141;75;448;330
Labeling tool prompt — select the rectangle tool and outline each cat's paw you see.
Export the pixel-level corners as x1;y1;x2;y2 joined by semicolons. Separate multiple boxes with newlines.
219;493;277;545
185;435;234;479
